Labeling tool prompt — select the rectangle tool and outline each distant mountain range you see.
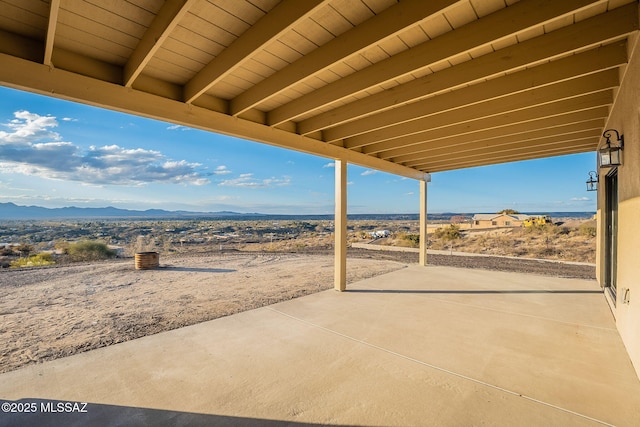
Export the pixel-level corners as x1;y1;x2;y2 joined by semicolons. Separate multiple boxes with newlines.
0;202;260;220
0;202;595;221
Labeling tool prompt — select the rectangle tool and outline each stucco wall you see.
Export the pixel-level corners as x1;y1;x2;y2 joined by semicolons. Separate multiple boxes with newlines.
598;34;640;379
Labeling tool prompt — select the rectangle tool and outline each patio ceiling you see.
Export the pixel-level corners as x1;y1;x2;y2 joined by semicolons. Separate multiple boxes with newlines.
0;0;637;178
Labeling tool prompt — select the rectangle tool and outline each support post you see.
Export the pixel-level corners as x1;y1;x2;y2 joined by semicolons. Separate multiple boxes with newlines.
419;174;431;266
335;159;347;291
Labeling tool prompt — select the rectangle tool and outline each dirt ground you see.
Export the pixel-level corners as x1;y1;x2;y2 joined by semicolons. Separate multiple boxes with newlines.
0;252;405;374
0;249;596;374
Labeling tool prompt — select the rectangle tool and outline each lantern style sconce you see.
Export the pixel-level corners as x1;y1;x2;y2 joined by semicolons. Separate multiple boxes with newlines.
598;129;624;168
586;171;598;192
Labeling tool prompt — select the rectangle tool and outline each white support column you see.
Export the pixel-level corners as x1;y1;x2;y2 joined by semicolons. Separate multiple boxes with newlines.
419;174;431;266
335;159;347;291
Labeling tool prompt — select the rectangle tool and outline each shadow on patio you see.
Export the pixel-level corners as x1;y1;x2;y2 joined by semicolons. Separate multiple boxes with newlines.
0;265;638;426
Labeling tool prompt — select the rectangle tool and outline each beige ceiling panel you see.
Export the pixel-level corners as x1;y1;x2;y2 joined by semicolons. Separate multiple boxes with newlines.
298;5;636;135
309;3;353;38
419;13;452;39
250;49;289;71
373;35;407;56
340;54;373;71
324;42;626;142
397;24;430;48
0;0;47;38
263;40;303;65
144;57;196;84
470;0;510;18
64;1;150;40
329;0;376;26
171;25;224;59
366;92;613;155
291;16;334;47
361;0;398;14
401;125;604;165
278;30;318;55
392;119;606;163
359;45;390;64
421;143;597;172
214;0;266;22
191;2;251;38
161;37;212;69
180;12;236;47
443;1;479;29
0;0;636;176
239;57;277;80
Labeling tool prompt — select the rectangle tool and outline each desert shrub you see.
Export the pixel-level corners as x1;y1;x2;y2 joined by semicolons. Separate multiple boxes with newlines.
434;224;461;241
10;253;55;268
397;233;420;247
15;243;34;257
579;222;597;237
67;240;117;262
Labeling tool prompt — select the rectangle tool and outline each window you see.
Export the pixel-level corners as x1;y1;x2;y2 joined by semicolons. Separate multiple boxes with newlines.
491;221;497;226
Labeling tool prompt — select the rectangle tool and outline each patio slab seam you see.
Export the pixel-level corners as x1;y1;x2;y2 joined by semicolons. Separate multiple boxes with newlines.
348;282;616;332
265;306;615;427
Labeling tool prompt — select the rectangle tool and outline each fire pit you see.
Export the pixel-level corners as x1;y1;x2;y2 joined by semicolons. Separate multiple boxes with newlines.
135;252;159;270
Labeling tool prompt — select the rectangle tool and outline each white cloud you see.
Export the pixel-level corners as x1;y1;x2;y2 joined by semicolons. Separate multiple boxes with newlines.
62;117;78;122
212;165;232;175
361;169;377;176
322;162;335;168
404;192;414;196
0;110;209;186
218;173;291;188
570;197;591;201
167;124;190;131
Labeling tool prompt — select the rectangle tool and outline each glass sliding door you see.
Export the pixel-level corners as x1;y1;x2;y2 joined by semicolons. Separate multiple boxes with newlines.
604;168;618;301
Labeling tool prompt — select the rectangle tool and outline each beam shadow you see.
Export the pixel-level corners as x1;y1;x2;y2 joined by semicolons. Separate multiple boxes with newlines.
347;289;603;295
0;399;345;427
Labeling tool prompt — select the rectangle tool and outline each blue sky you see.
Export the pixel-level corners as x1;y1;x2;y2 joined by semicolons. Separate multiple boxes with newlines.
0;86;596;214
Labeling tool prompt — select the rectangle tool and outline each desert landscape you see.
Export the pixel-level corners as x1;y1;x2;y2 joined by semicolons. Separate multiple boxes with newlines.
0;215;597;374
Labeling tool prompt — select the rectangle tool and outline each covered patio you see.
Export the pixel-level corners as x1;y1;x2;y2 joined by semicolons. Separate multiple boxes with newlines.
2;1;640;424
1;265;638;426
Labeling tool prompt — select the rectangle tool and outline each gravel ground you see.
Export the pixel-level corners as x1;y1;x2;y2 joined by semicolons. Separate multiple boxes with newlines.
345;248;596;280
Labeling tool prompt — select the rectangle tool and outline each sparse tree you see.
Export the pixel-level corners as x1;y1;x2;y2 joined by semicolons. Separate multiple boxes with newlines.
497;209;520;215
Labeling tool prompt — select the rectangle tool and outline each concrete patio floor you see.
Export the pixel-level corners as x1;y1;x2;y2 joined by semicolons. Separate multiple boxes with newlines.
1;264;639;426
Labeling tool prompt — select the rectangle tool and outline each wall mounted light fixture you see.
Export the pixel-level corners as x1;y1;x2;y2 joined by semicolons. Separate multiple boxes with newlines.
586;171;598;192
598;129;624;168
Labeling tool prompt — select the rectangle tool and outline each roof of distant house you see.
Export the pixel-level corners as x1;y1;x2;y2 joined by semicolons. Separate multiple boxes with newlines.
472;214;531;221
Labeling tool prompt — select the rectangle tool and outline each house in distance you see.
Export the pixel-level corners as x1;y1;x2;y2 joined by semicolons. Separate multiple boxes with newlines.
471;213;532;228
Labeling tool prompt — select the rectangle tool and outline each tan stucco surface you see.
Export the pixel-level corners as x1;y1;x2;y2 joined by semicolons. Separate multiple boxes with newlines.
1;266;638;426
598;35;640;379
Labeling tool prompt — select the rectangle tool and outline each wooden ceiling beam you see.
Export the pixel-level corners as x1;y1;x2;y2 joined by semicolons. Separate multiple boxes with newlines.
184;0;327;104
272;0;604;128
43;0;60;66
403;129;601;167
346;70;617;150
396;120;604;165
370;94;612;156
230;0;459;116
124;0;195;88
0;52;426;181
323;42;626;142
381;108;608;160
299;3;637;135
420;142;597;172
